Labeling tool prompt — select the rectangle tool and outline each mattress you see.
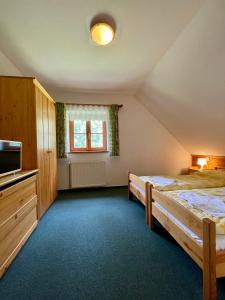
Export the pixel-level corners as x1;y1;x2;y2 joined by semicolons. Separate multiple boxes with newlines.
155;201;225;251
132;170;225;192
163;187;225;234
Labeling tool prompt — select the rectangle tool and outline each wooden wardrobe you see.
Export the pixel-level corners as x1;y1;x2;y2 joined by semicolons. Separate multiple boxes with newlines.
0;76;57;218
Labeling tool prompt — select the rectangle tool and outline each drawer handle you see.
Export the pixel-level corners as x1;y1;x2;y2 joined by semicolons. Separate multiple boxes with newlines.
15;214;18;219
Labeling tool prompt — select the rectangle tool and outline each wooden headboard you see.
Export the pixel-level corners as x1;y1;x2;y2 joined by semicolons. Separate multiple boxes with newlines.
192;154;225;170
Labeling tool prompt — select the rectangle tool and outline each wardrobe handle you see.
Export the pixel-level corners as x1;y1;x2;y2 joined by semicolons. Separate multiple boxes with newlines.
47;150;52;154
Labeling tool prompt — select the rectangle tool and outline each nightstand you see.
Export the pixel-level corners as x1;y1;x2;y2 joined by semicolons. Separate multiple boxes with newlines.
188;167;218;174
188;166;200;174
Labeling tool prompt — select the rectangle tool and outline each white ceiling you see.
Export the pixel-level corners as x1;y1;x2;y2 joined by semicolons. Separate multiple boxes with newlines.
138;0;225;155
0;0;204;93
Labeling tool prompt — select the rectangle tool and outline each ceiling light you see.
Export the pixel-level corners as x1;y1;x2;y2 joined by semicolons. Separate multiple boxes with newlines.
90;22;115;46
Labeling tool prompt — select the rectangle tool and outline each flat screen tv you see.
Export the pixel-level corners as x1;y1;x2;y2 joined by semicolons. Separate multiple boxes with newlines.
0;140;22;177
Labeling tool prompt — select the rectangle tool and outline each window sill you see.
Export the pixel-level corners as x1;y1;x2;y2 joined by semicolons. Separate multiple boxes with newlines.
68;151;109;154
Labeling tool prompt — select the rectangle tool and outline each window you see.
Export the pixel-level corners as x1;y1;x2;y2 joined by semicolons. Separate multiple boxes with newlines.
69;120;107;152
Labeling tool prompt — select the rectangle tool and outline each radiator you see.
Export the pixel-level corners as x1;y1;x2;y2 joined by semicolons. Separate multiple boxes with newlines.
69;161;106;188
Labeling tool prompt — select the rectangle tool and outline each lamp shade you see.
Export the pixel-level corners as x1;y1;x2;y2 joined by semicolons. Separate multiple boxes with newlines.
91;22;114;45
197;158;207;170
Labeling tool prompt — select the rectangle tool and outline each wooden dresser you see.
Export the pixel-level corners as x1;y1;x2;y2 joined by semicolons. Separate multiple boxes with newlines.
0;170;38;278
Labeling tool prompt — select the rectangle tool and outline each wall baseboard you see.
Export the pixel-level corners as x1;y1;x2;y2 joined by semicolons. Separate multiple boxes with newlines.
57;185;128;191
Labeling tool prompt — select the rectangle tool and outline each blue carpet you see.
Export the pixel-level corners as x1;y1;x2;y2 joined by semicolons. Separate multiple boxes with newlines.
0;187;225;300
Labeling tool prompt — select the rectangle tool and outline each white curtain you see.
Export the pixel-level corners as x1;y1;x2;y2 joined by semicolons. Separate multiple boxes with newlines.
65;104;109;153
66;104;109;121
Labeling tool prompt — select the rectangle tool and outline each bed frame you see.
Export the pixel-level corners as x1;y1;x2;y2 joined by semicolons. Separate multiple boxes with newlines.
128;157;225;299
147;184;225;300
128;156;225;226
128;172;151;224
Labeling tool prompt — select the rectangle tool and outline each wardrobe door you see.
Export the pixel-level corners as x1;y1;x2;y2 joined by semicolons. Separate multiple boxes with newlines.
35;88;50;218
48;100;57;204
42;93;51;215
35;87;45;218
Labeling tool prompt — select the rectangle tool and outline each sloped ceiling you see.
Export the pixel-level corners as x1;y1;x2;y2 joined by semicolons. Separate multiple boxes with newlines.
0;50;22;76
1;0;223;156
0;0;203;93
138;0;225;155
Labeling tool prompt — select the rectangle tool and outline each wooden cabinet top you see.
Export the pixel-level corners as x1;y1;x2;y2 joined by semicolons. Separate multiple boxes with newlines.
0;76;55;104
0;170;38;188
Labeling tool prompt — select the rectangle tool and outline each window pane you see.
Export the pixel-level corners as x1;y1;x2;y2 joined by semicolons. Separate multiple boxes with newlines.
74;120;86;133
91;134;103;148
74;134;86;148
91;120;103;133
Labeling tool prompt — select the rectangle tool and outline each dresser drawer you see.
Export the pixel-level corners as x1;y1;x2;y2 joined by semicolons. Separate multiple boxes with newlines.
0;196;37;242
0;206;37;271
0;176;37;225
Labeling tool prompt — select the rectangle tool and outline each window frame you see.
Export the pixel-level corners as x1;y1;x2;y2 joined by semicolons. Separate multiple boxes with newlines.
69;120;108;153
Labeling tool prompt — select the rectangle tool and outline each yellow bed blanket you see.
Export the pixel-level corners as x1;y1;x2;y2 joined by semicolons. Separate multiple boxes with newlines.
140;170;225;191
162;187;225;234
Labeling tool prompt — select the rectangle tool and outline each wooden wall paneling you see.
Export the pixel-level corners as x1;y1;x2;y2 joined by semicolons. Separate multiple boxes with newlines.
192;154;225;170
0;77;37;169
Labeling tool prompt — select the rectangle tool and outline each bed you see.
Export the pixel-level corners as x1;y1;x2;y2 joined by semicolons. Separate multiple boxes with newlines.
147;186;225;300
128;170;225;223
128;154;225;223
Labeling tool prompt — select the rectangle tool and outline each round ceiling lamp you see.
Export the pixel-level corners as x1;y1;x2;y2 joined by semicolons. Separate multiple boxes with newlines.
90;14;116;46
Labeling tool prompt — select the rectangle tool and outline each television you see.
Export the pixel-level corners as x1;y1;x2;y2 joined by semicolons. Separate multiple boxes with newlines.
0;140;22;177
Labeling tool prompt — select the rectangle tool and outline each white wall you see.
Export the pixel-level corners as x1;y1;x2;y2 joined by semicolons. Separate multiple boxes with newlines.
0;50;22;76
138;0;225;156
50;90;191;190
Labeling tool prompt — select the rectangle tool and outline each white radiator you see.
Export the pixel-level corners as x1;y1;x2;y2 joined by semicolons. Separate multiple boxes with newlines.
69;161;106;188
